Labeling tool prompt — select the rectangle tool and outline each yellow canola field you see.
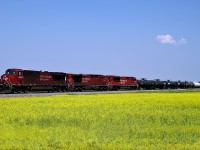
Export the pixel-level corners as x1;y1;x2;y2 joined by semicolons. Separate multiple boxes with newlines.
0;92;200;150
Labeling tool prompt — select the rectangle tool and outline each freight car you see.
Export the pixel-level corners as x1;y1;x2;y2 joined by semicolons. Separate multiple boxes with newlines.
166;80;180;89
137;78;195;90
193;82;200;88
137;78;159;90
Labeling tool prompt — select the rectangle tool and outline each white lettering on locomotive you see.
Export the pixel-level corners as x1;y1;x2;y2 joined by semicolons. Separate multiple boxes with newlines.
82;77;90;82
120;79;127;84
40;75;52;81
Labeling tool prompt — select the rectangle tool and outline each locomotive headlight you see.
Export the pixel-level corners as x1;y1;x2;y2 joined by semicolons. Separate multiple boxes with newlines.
2;75;8;81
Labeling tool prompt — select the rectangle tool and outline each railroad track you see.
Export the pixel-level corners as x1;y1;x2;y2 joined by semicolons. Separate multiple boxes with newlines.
0;89;194;98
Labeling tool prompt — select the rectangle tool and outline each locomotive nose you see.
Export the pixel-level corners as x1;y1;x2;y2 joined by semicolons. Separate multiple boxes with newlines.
1;74;8;83
0;76;3;91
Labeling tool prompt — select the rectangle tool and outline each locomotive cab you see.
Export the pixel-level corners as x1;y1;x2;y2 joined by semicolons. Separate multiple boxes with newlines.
1;69;24;85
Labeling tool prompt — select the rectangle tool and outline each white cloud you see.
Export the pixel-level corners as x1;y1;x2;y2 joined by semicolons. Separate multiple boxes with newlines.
156;34;187;46
177;38;187;45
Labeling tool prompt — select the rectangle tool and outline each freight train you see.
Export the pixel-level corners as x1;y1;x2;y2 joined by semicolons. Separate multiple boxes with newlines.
0;68;198;94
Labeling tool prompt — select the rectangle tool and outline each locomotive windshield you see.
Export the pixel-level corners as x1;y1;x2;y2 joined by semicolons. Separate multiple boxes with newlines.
5;69;16;75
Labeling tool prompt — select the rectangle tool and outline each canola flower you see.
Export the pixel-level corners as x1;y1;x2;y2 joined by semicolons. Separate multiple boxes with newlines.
0;92;200;149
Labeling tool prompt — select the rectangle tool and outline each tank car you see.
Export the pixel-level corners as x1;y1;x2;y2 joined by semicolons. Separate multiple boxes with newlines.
187;82;195;88
166;80;180;89
154;79;168;89
137;78;157;90
177;81;186;89
193;82;200;88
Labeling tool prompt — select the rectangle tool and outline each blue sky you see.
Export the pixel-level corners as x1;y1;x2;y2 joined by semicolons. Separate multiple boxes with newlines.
0;0;200;81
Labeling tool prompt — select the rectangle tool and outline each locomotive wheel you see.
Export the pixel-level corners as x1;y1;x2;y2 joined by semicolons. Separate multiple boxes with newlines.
69;88;74;92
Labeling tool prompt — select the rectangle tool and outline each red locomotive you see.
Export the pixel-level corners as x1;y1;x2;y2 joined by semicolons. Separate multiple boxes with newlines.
0;68;138;93
107;75;138;90
1;69;67;93
71;74;109;91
